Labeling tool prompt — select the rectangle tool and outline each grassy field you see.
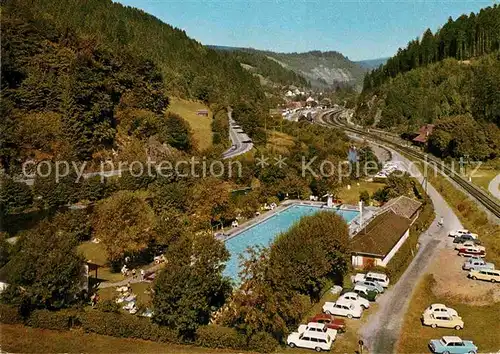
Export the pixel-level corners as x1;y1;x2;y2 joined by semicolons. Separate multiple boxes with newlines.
168;97;213;151
0;324;246;354
78;242;123;283
397;274;500;353
337;181;385;205
98;282;152;306
266;131;295;155
469;166;499;194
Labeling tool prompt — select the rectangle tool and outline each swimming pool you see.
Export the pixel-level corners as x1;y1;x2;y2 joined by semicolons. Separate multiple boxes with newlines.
224;204;359;281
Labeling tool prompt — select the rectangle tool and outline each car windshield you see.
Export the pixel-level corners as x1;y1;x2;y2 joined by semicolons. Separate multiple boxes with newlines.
440;339;448;346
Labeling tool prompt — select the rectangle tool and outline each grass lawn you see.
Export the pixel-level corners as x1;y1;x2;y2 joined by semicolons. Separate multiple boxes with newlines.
168;97;213;151
468;166;499;194
337;181;385;205
0;324;247;354
98;282;152;306
78;242;123;283
397;274;500;353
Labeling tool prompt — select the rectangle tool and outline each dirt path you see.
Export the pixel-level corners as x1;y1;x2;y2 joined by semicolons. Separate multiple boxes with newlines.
358;147;463;354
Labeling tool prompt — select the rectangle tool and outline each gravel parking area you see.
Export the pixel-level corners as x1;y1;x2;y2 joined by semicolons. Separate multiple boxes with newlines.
429;248;500;305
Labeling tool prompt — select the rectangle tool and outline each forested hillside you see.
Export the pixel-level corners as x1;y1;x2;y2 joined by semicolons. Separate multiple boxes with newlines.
265;50;366;90
5;0;266;106
211;46;310;88
213;46;365;90
363;5;500;90
356;5;500;160
1;7;186;168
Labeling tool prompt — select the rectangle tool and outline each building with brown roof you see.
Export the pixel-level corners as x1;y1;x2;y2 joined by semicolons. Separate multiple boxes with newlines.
413;124;434;144
351;210;413;268
381;195;422;222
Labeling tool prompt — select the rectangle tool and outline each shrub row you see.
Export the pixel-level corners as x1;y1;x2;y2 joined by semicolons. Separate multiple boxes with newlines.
195;325;278;353
195;325;246;349
0;307;278;352
0;304;23;324
78;311;178;343
27;309;76;330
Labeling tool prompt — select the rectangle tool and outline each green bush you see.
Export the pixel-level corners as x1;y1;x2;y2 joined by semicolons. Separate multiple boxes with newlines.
248;331;279;353
195;325;246;349
97;299;120;313
78;310;177;343
27;309;75;330
0;304;23;324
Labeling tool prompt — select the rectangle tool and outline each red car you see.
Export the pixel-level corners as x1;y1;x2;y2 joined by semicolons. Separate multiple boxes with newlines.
308;313;346;333
458;246;485;258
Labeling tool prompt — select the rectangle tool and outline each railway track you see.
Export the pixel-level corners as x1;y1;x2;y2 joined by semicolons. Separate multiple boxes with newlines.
318;110;500;219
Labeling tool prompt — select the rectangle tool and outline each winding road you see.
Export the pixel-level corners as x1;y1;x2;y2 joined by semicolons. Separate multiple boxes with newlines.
359;147;462;353
488;173;500;200
316;109;464;353
222;109;253;159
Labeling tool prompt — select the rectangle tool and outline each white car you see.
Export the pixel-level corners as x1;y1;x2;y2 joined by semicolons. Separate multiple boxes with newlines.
352;272;390;288
423;304;458;317
338;292;370;309
448;229;478;239
297;322;337;340
462;258;494;271
287;331;334;352
323;299;363;319
455;241;485;252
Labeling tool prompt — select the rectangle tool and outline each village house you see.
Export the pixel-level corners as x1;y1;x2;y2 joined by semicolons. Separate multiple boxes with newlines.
351;196;422;268
413;124;434;145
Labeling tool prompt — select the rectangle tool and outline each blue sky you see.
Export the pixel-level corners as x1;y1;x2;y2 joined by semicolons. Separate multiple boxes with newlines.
116;0;496;61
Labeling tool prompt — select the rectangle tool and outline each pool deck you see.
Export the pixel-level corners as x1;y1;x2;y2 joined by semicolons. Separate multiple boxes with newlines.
217;200;378;242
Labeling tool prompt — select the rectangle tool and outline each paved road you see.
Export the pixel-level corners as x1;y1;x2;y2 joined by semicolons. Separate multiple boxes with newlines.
488;173;500;200
358;146;463;354
222;109;253;159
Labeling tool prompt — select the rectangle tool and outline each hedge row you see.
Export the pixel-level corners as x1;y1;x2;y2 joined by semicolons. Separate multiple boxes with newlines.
0;306;279;352
27;309;76;331
195;325;246;349
195;325;278;353
78;311;178;343
0;304;23;324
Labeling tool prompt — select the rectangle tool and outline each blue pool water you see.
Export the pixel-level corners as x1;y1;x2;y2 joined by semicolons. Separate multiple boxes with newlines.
224;204;359;281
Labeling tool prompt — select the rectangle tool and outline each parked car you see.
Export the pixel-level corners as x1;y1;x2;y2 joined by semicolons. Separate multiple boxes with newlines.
341;285;377;302
352;272;390;287
429;336;477;354
453;234;480;244
449;229;478;239
287;331;334;352
354;280;384;294
338;292;370;309
422;312;464;330
423;304;458;317
454;241;485;252
298;322;337;339
457;246;485;257
462;258;494;271
307;313;346;333
323;299;363;319
468;269;500;283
